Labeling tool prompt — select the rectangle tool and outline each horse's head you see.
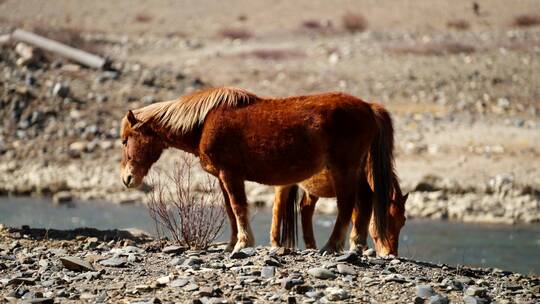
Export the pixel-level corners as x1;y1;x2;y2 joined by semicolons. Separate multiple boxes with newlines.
370;192;408;256
120;110;166;188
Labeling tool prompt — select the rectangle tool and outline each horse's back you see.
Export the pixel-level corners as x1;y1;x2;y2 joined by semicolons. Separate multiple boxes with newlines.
199;92;378;185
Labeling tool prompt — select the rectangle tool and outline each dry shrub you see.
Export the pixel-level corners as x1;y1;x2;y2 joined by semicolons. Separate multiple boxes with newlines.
512;14;540;27
387;42;476;56
302;19;323;30
447;19;470;31
241;48;305;60
134;13;153;23
217;27;254;40
342;12;368;33
147;157;225;249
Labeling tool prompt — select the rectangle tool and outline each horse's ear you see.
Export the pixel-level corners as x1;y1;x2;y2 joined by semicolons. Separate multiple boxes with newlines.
127;110;138;127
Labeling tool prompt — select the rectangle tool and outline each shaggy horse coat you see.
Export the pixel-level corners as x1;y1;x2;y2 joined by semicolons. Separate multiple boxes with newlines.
120;87;396;253
271;169;408;256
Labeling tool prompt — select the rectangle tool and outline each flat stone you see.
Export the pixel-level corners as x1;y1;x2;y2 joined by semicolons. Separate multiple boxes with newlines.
240;248;256;257
429;295;449;304
162;245;186;255
335;252;358;263
281;278;304;290
156;276;170;286
170;279;189;288
363;248;376;257
24;298;55;304
416;285;436;299
307;267;336;279
182;257;203;266
465;286;487;297
52;191;73;204
264;258;281;267
261;266;276;278
169;257;185;266
99;257;127;267
336;264;356;276
383;273;407;283
198;286;214;297
59;256;94;272
184;283;199;292
229;251;249;259
389;259;401;265
305;291;324;299
464;296;489;304
325;287;349;301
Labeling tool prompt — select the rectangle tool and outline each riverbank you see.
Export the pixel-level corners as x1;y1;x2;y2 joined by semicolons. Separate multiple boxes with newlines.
1;0;539;225
1;226;538;303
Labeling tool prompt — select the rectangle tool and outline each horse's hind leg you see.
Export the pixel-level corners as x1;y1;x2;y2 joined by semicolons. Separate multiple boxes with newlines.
219;172;254;252
219;180;238;252
270;185;292;248
301;193;319;249
320;169;358;253
349;178;373;253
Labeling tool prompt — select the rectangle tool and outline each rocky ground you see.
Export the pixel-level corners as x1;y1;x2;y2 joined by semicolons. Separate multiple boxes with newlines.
1;226;539;304
0;0;539;225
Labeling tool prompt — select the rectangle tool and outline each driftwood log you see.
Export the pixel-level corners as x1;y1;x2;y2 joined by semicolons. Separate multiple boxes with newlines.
11;29;107;69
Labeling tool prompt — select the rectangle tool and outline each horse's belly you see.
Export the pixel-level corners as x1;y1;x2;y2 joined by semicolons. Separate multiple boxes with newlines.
299;169;335;198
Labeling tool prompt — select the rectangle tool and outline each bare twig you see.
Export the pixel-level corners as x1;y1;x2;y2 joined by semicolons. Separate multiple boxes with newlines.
147;157;225;249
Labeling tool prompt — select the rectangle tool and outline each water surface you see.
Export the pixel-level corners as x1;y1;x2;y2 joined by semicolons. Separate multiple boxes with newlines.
1;197;539;275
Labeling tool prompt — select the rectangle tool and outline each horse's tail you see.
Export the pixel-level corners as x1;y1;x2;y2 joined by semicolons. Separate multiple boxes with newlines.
280;185;300;248
367;102;395;244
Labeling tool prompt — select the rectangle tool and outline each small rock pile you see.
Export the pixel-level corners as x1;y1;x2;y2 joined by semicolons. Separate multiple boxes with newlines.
0;227;538;303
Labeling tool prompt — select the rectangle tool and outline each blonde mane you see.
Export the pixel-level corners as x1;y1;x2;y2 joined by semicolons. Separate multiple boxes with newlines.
134;87;258;134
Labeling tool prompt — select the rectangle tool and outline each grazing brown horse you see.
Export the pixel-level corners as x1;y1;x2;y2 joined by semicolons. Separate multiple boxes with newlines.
120;87;396;253
270;169;408;256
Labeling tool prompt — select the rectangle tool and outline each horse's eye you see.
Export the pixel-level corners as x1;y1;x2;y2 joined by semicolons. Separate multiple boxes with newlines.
122;139;127;146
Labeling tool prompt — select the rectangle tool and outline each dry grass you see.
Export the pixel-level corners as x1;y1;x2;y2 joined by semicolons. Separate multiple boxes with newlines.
342;12;368;33
387;41;476;56
134;13;153;23
446;19;470;31
147;157;225;249
512;14;540;27
217;27;254;40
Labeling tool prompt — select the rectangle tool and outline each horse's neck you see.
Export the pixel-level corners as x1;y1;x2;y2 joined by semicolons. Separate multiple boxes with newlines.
152;122;201;155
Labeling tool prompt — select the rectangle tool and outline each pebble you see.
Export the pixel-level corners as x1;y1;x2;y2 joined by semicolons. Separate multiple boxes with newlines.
336;264;356;276
52;83;70;98
261;266;276;278
335;251;358;263
429;294;449;304
99;257;127;267
307;267;336;279
52;191;73;205
464;295;489;304
59;256;94;272
162;245;185;255
170;278;189;288
184;283;199;292
465;286;487;297
363;248;376;257
416;284;436;299
325;287;349;301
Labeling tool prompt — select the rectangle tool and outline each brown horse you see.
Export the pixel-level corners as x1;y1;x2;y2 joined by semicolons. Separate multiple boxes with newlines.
120;87;396;253
270;169;408;256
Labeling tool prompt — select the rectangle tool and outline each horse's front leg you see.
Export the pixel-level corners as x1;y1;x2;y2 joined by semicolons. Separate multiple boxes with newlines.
219;180;238;252
349;179;373;253
219;171;254;252
270;185;293;248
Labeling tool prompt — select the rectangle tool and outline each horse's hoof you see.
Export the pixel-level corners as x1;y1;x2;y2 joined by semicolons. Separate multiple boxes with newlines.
319;244;340;255
223;244;235;252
